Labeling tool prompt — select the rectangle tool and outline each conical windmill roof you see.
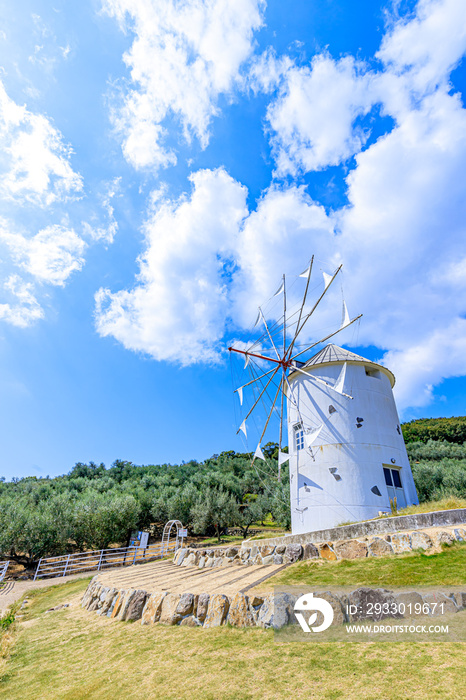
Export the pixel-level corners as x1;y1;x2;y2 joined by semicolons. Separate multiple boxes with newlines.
299;343;395;386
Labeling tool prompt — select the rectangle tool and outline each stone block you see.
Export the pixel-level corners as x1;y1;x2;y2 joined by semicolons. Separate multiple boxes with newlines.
334;540;368;560
141;592;168;624
99;586;110;603
273;554;283;565
174;548;187;566
106;592;119;617
284;544;303;563
318;543;337;561
448;592;466;609
257;592;297;630
250;546;259;559
176;593;195;617
435;531;455;546
227;593;254;627
393;591;426;618
196;593;210;622
250;595;264;607
240;547;251;560
159;593;182;625
124;590;148;622
313;591;346;625
387;533;411;553
116;589;136;621
204;557;214;569
213;557;224;568
453;529;465;541
302;543;319;560
275;545;286;554
183;552;198;567
253;554;263;565
110;590;127;619
180;615;201;627
410;531;433;551
262;555;274;565
81;581;99;608
203;594;230;628
225;547;239;558
99;588;118;616
260;546;275;557
347;588;403;622
221;558;233;567
368;538;394;557
198;556;206;569
422;592;459;615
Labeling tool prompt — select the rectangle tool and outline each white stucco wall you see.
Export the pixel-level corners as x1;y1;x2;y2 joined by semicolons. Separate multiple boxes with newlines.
287;360;419;534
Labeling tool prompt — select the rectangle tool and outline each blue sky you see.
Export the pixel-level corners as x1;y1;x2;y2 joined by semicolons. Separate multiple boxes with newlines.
1;0;466;480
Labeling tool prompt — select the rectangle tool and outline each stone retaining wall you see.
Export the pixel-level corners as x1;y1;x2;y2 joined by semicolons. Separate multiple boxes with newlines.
245;507;466;548
81;578;466;629
174;525;466;569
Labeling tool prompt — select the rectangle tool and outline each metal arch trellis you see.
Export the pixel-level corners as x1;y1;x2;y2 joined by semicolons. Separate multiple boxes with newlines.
161;520;185;555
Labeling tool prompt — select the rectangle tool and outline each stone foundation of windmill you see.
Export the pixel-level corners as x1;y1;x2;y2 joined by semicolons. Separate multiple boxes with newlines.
174;508;466;568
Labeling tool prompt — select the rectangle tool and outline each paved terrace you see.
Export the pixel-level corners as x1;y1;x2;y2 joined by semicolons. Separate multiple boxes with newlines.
96;559;285;596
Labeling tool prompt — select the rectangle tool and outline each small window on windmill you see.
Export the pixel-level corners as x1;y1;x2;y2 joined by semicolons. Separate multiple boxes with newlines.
294;423;304;451
365;366;381;379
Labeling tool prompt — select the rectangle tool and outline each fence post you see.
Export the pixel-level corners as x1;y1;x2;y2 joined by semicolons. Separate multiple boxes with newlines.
97;549;104;571
132;547;138;565
34;559;42;581
63;554;71;577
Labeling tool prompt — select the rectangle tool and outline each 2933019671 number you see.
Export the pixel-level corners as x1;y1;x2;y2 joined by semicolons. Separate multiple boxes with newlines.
356;602;445;616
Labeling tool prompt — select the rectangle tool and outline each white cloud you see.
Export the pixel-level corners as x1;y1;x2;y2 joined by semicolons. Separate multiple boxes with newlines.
95;0;466;414
0;80;83;205
82;178;121;244
377;0;466;96
95;168;248;364
264;54;376;175
257;0;466;177
0;274;44;327
103;0;265;170
382;318;466;409
0;222;87;286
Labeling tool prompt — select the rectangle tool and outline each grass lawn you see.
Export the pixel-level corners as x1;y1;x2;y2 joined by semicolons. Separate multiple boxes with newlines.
338;496;466;526
0;576;465;700
262;542;466;590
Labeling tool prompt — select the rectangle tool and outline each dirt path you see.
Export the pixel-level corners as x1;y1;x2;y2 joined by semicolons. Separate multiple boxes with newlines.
0;572;95;616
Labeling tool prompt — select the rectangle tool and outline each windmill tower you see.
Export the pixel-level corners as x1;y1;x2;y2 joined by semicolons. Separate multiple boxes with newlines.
286;343;419;533
229;258;419;535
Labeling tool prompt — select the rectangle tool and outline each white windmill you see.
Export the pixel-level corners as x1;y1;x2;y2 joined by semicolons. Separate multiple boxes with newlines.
228;257;419;534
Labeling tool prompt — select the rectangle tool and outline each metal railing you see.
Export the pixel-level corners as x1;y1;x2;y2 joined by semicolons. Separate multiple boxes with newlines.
33;541;177;581
0;561;9;583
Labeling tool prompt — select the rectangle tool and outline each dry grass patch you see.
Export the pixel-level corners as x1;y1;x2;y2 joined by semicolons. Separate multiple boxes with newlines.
393;496;466;516
0;578;464;699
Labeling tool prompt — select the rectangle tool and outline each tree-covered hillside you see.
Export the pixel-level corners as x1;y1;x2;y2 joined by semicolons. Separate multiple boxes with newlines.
402;416;466;444
0;445;289;565
1;418;466;564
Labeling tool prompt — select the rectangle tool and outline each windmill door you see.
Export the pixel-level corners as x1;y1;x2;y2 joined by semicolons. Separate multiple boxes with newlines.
383;466;407;509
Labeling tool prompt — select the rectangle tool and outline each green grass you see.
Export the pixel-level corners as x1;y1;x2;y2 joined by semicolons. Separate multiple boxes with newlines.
263;541;466;589
194;534;244;546
337;496;466;526
0;578;464;699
